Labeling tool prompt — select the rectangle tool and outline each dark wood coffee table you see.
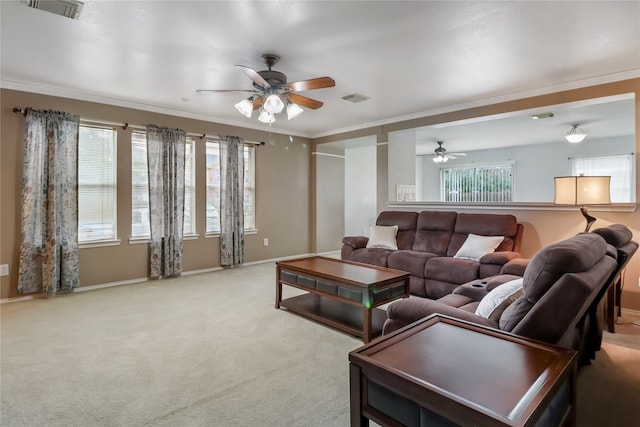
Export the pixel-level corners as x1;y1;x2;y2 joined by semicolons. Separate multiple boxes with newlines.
275;256;409;343
349;314;578;427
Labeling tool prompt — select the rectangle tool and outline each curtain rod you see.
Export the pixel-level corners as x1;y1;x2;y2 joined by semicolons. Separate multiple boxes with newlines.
567;153;634;160
13;107;265;146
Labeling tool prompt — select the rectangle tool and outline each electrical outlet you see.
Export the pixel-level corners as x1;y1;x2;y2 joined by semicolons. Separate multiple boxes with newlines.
0;264;9;276
263;238;269;247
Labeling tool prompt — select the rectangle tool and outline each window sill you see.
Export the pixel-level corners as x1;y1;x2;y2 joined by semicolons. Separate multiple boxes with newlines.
205;229;258;239
129;234;200;245
79;239;121;249
387;201;637;212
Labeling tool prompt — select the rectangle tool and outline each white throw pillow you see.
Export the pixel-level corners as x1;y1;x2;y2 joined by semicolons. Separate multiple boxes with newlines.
454;234;504;261
475;278;524;322
366;225;399;250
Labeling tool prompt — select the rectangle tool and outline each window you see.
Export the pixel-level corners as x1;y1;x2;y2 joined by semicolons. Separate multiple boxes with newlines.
572;154;634;203
78;125;117;242
441;163;513;202
206;141;256;233
131;133;196;237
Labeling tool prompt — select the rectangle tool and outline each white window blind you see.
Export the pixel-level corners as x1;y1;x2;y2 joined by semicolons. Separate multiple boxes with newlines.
572;154;634;203
78;125;117;242
131;132;195;237
206;141;256;233
442;163;513;202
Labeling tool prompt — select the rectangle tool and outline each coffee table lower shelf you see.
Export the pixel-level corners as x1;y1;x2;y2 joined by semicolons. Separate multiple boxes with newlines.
280;293;388;340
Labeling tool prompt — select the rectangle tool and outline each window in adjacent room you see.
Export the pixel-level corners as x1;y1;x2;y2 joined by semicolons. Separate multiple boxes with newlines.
441;163;513;202
131;132;196;237
205;140;256;233
78;124;117;242
572;154;635;202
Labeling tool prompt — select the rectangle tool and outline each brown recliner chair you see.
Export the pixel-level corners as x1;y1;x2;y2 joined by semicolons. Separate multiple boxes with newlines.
383;233;617;352
582;224;639;362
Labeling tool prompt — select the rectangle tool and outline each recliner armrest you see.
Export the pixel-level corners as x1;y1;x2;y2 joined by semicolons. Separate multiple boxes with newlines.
385;298;498;333
479;251;521;266
500;258;530;276
342;236;369;249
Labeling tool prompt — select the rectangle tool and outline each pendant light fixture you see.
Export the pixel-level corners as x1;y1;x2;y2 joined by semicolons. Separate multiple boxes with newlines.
565;124;588;143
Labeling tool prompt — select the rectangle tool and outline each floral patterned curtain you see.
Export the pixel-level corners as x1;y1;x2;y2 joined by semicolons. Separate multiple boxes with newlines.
147;125;186;278
18;109;80;295
219;135;245;266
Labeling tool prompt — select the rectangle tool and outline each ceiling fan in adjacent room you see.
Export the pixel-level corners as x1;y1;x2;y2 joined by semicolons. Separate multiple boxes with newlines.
196;54;335;124
428;141;467;163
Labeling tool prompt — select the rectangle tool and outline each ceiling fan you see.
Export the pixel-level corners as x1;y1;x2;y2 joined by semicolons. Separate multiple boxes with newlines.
196;54;335;124
429;141;467;163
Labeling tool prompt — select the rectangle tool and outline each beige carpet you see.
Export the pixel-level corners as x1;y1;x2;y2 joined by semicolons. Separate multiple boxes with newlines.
1;262;639;426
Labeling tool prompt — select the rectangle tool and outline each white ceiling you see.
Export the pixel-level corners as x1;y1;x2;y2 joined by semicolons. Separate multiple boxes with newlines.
1;1;639;139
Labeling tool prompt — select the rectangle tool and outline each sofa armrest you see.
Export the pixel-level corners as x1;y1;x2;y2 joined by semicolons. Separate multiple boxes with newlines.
479;251;521;266
499;258;530;276
342;236;369;249
385;297;498;333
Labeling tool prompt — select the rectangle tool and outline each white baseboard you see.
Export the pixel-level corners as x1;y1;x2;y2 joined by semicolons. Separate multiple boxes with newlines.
0;251;326;303
621;307;640;317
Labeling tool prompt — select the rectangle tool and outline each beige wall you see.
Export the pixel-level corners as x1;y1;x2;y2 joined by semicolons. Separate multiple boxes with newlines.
0;89;311;298
313;79;640;311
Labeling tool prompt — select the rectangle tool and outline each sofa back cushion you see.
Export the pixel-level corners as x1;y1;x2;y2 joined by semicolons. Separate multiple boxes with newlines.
376;211;418;250
412;211;457;255
446;213;519;257
499;233;612;335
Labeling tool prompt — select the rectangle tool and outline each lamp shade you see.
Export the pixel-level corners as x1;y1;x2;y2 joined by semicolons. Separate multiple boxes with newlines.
263;94;285;114
286;102;304;120
258;110;275;124
554;176;611;205
234;98;254;118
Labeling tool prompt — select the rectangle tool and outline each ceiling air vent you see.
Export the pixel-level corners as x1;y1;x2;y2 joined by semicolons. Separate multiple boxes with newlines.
342;93;369;103
26;0;84;19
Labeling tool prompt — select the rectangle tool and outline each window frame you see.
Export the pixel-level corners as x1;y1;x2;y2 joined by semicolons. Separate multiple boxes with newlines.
571;154;635;203
205;140;257;235
130;132;196;239
440;161;514;203
78;123;118;244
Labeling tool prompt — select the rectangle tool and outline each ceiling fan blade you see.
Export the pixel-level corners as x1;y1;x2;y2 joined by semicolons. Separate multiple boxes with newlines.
449;152;467;156
284;77;335;92
447;155;457;159
289;93;324;109
196;89;260;94
235;65;270;89
252;97;263;110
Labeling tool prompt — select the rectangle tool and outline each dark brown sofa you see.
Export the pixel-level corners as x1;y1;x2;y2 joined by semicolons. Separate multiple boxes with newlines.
382;232;618;356
341;211;524;298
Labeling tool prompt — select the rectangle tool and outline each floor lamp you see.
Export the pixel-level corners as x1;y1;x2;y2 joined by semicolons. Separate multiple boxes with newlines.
554;176;611;232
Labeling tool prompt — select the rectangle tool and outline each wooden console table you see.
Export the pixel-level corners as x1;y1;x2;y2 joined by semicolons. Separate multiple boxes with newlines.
349;314;577;427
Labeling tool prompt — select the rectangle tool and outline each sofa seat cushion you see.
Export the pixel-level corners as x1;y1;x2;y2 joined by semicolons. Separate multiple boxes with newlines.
349;248;394;267
387;250;439;277
425;257;479;285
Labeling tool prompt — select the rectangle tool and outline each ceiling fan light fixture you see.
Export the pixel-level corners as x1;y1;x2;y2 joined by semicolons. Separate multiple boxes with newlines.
433;155;448;163
565;124;588;143
258;110;275;124
286;102;304;120
234;98;254;118
263;94;285;114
